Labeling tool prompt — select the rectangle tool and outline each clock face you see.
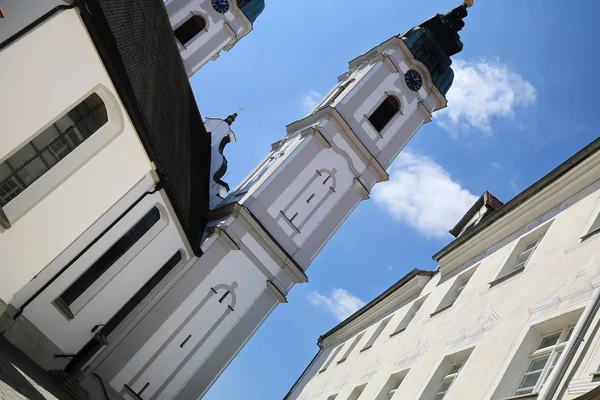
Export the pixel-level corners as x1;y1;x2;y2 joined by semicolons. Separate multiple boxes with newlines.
404;70;423;92
212;0;230;13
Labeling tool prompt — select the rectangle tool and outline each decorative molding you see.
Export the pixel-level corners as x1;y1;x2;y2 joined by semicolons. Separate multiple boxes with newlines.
306;127;332;149
213;224;240;251
417;101;432;123
266;280;287;303
357;368;378;384
352;178;370;200
394;337;431;369
446;304;501;349
530;253;600;319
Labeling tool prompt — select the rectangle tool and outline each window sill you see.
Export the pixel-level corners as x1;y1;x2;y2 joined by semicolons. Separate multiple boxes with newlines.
336;359;347;365
581;227;600;242
590;371;600;381
360;345;372;353
489;266;525;288
430;303;453;318
501;394;538;400
390;328;406;338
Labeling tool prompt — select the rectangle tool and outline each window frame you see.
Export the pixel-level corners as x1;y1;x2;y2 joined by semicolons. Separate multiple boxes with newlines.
431;266;478;317
391;294;429;336
173;14;207;47
0;86;122;227
432;360;465;400
367;95;401;134
337;332;365;364
319;345;343;373
361;315;392;352
513;326;573;396
581;208;600;241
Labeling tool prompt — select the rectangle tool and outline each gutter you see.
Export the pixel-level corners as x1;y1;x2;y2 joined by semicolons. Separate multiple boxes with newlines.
319;269;434;341
433;138;600;262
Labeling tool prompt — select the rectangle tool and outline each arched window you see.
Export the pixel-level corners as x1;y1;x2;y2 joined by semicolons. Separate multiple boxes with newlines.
174;15;206;46
368;95;400;133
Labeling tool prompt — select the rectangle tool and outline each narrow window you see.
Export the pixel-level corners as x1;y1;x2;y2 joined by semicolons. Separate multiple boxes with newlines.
361;316;392;351
368;96;400;133
337;332;365;364
174;15;206;46
582;212;600;240
510;237;541;273
432;266;478;317
432;361;466;400
392;295;428;336
375;371;409;400
347;383;368;400
319;345;343;372
326;395;338;400
514;325;573;396
55;207;161;318
0;93;107;207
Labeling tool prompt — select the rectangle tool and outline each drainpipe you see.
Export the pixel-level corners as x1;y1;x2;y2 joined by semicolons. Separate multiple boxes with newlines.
542;286;600;399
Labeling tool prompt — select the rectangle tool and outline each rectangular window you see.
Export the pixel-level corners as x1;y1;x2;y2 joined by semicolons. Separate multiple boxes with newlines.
375;371;409;400
582;212;600;240
514;325;573;396
361;316;392;351
347;383;368;400
54;207;161;319
432;361;465;400
337;332;365;364
326;394;338;400
432;267;478;317
511;237;541;273
0;93;107;208
392;295;428;336
319;345;343;372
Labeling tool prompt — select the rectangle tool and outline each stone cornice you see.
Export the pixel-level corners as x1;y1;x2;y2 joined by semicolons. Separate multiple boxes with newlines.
436;145;600;277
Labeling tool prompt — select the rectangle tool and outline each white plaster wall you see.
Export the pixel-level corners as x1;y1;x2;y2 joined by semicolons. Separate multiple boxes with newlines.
166;0;251;77
20;191;189;354
287;177;600;400
0;10;152;306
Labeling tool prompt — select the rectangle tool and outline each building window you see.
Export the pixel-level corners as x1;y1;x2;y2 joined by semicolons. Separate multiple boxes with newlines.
326;394;338;400
337;332;365;364
55;207;161;319
514;326;574;396
432;266;478;317
347;383;368;400
392;295;428;336
432;360;466;400
490;224;551;287
0;93;107;208
319;345;343;372
374;371;408;400
368;95;400;133
361;316;392;351
174;15;206;46
582;212;600;240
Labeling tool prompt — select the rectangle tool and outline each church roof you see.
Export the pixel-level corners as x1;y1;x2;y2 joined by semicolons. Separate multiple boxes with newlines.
81;0;212;255
236;0;265;23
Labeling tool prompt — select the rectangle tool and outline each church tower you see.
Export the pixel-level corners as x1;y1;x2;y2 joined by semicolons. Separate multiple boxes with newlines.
225;2;472;269
94;4;474;400
165;0;265;77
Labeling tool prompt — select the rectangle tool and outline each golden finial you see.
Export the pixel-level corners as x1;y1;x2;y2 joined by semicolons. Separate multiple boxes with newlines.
463;0;474;7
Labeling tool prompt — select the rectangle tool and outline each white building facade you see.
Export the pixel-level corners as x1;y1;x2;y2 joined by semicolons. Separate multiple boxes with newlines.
283;138;600;400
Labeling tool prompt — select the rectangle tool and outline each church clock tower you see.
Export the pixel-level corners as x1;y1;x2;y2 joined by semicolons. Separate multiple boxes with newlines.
96;4;474;400
165;0;265;77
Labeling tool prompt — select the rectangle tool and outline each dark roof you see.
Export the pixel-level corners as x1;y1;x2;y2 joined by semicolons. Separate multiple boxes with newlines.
318;269;435;343
575;384;600;400
81;0;211;255
449;191;503;238
434;137;600;262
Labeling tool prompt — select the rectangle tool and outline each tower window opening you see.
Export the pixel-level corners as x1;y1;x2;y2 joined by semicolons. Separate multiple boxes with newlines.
174;15;207;46
368;96;400;133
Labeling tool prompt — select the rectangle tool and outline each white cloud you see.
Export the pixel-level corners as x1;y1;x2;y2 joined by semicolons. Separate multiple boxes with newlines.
387;265;395;270
509;179;519;193
308;288;366;321
437;58;537;136
372;151;478;240
491;161;502;169
302;90;322;111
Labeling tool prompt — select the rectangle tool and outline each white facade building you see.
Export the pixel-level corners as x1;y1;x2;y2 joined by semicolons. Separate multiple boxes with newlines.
283;138;600;400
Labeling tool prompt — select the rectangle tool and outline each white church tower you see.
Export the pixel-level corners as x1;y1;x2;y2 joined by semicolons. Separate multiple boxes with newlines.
88;4;473;399
165;0;265;77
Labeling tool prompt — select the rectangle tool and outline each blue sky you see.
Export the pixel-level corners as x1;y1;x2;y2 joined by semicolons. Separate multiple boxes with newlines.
191;1;600;398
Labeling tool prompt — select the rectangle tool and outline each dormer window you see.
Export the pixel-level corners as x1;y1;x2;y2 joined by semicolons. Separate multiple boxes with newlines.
174;15;207;46
368;95;400;133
